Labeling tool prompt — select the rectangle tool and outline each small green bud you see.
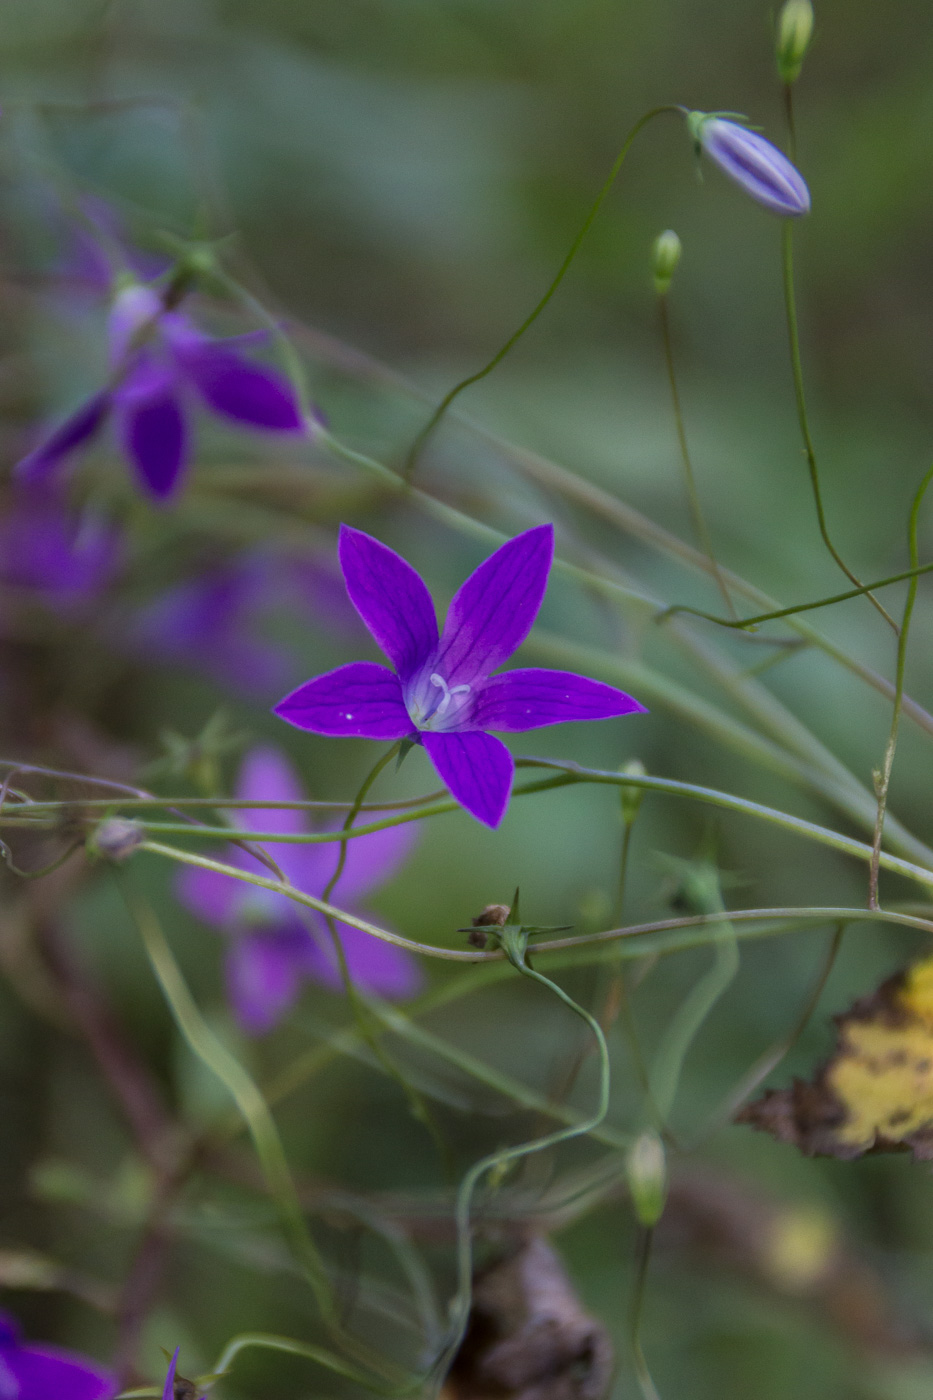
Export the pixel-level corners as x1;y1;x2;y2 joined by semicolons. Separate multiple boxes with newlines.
626;1130;667;1227
651;230;682;296
87;817;145;863
776;0;814;85
620;759;647;826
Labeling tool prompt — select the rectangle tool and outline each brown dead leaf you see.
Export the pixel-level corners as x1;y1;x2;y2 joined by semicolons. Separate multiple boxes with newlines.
738;953;933;1159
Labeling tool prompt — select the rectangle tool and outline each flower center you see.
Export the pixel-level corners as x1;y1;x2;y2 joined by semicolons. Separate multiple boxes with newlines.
406;670;473;730
429;672;471;717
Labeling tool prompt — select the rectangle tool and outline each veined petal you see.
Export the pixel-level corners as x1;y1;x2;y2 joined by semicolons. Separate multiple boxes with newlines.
338;526;438;681
471;668;647;732
433;525;554;688
182;343;303;431
274;661;413;739
422;730;514;828
115;364;189;499
15;393;112;483
699;118;810;217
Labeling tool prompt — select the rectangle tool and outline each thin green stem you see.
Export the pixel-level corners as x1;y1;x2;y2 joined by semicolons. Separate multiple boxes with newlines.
432;941;611;1391
658;294;735;616
630;1226;662;1400
658;556;933;629
781;223;897;631
401;105;681;480
868;462;933;907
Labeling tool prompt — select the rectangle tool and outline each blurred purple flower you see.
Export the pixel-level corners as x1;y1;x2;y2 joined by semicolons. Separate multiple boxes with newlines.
176;745;421;1034
274;524;647;828
0;1312;116;1400
127;547;363;699
17;282;307;501
690;113;810;216
0;485;121;606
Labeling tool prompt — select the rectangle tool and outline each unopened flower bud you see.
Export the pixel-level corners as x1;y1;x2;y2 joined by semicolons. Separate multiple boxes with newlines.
651;230;682;296
87;817;145;863
776;0;814;85
626;1130;667;1227
687;112;810;217
620;759;647;826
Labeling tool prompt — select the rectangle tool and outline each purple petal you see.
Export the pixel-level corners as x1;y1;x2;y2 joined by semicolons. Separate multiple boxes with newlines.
235;745;309;839
274;661;414;739
0;487;121;601
2;1343;117;1400
338;526;438;682
700;119;810;217
177;861;243;928
422;730;514;828
335;922;423;998
432;525;554;688
329;816;419;901
225;929;312;1035
471;668;648;732
162;1347;180;1400
15;393;112;484
115;366;189;499
180;341;303;431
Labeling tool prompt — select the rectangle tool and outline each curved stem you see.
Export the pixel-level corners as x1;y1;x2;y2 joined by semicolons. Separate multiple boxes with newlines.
868;462;933;907
402;105;682;480
658;294;735;616
781;222;897;632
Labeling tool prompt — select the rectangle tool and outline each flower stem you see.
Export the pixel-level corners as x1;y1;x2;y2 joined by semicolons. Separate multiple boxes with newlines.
630;1227;662;1400
401;105;682;481
657;294;735;617
781;224;897;631
868;462;933;907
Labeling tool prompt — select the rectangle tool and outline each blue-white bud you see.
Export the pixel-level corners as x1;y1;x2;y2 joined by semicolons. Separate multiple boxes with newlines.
687;112;810;218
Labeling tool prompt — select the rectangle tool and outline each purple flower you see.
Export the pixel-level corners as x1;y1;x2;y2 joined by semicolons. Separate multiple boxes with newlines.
0;1312;116;1400
17;282;306;501
690;113;810;217
274;524;647;828
0;485;121;606
176;745;421;1034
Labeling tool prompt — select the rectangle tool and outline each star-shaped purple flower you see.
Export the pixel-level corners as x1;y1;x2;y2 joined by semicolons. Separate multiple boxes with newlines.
176;745;421;1034
0;1312;116;1400
16;281;306;501
274;524;647;828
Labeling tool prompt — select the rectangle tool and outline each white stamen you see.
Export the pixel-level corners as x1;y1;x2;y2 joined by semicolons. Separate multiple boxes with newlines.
429;672;471;717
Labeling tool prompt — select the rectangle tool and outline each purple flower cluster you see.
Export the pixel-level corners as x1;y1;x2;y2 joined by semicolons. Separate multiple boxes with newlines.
0;1312;115;1400
275;524;646;828
177;745;420;1034
17;282;306;501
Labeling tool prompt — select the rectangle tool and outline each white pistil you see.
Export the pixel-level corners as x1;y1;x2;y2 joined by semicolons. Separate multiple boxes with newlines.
429;672;471;717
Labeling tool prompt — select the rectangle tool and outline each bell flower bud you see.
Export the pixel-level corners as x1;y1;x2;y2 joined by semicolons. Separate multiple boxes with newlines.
776;0;814;85
687;112;810;217
88;817;145;863
651;230;682;296
620;758;647;826
626;1130;667;1227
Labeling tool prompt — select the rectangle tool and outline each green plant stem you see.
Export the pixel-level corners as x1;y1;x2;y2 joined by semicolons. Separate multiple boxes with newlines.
658;556;933;629
433;945;611;1392
658;293;735;617
868;463;933;907
781;223;897;632
118;880;403;1388
630;1226;662;1400
401;105;681;480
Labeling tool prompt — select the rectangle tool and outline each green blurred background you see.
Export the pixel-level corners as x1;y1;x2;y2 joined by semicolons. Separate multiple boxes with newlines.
2;2;933;1398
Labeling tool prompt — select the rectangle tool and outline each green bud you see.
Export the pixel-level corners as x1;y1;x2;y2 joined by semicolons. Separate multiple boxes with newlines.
776;0;814;85
626;1130;667;1227
620;759;647;826
651;229;682;296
